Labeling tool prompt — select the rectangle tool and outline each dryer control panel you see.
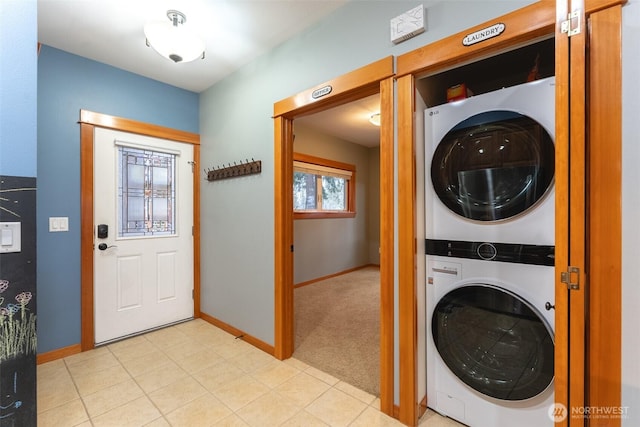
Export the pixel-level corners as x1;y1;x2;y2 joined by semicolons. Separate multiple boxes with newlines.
426;238;555;266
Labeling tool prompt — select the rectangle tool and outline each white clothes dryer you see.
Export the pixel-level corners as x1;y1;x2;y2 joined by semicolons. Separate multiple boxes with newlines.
426;241;555;427
424;77;556;246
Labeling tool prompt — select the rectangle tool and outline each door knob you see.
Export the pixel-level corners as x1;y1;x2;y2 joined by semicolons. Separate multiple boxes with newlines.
97;243;117;251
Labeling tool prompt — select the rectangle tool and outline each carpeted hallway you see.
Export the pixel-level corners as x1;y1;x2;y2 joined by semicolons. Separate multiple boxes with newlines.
292;266;380;396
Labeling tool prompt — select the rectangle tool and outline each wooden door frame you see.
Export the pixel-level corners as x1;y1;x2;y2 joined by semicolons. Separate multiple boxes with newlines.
548;2;624;425
396;2;556;426
585;2;623;422
395;0;625;425
79;110;201;351
273;57;395;415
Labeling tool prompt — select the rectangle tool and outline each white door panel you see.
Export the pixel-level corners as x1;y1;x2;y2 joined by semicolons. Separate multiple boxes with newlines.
94;128;193;344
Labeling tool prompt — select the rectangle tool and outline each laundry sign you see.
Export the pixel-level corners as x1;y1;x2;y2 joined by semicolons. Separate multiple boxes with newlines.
462;23;505;46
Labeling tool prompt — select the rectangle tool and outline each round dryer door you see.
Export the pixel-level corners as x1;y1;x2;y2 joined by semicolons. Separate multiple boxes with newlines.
432;284;554;401
431;110;554;221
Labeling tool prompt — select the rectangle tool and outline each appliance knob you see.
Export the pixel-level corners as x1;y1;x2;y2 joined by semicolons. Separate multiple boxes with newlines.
477;242;497;260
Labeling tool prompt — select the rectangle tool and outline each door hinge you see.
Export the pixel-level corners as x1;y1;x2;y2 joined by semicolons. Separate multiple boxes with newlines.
561;266;581;290
192;289;194;299
561;10;581;37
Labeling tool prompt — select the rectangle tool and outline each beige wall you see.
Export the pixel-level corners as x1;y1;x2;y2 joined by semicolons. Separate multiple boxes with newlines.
293;123;380;284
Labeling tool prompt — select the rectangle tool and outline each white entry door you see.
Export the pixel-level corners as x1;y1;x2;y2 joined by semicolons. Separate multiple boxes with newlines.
94;127;194;345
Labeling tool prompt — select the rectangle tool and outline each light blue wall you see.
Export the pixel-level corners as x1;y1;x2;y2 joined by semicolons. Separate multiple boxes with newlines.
0;0;37;177
199;0;530;347
36;46;198;353
622;1;640;425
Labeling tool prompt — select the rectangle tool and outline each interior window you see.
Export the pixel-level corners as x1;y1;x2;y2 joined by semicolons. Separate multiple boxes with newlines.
293;153;355;219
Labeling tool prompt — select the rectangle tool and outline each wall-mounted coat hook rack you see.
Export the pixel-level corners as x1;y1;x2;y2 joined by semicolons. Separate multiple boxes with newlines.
206;158;262;181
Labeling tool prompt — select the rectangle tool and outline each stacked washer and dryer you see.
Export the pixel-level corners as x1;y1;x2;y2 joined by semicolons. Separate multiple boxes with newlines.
424;77;556;427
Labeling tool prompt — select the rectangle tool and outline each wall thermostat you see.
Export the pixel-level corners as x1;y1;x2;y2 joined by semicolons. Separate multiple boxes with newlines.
390;5;426;44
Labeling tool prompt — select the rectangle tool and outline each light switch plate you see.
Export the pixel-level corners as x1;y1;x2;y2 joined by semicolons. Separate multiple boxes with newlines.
0;222;21;253
49;216;69;232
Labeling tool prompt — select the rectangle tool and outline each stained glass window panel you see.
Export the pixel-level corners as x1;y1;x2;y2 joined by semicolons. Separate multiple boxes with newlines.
117;146;176;237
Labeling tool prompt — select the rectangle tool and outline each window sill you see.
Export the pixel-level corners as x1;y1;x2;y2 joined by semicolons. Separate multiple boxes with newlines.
294;212;356;220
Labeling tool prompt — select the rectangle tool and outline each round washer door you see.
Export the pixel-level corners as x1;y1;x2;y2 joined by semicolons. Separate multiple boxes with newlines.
431;110;555;222
432;284;554;401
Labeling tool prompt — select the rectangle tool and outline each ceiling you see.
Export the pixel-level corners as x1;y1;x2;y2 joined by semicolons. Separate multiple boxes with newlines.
37;0;380;147
37;0;348;93
295;94;381;147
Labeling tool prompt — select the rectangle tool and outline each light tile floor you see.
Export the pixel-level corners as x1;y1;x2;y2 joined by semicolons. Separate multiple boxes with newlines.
37;319;463;427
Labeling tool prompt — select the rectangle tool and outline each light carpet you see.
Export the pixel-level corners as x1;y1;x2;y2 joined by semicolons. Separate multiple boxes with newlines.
293;266;380;396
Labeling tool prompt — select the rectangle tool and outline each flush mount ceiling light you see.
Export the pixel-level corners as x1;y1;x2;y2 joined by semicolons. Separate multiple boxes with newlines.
144;10;205;63
369;113;381;126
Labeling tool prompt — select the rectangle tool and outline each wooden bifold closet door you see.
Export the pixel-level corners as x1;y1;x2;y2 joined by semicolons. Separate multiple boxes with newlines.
555;1;624;426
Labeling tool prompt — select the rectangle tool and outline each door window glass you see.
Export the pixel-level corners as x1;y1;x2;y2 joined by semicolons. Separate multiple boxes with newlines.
431;111;554;221
117;146;176;237
432;284;554;400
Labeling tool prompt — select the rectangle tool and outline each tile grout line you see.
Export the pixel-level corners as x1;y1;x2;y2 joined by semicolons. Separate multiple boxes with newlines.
109;338;171;426
62;355;94;426
40;321;396;427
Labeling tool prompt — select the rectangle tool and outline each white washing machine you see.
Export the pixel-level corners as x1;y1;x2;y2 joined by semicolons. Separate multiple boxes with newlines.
426;246;555;427
424;77;556;246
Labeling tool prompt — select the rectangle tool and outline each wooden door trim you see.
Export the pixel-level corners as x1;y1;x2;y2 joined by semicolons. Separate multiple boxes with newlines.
395;0;626;424
587;4;623;420
396;74;417;426
79;110;200;145
79;110;201;351
553;0;571;423
567;0;589;423
378;76;395;416
395;3;558;425
273;57;395;416
273;57;394;118
396;1;555;79
273;114;294;360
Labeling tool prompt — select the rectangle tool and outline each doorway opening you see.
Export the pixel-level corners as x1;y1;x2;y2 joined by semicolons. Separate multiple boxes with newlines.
273;56;394;415
291;95;382;395
79;110;201;351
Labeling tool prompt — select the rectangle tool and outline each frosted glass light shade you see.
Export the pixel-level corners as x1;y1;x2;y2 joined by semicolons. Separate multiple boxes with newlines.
144;12;204;63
